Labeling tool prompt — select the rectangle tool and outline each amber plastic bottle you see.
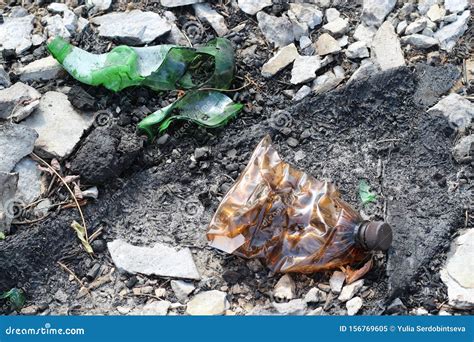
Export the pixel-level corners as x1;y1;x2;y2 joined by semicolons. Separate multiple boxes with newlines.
207;136;392;273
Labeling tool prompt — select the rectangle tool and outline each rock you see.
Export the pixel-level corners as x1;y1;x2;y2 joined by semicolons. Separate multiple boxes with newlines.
13;158;45;204
54;289;68;303
0;15;34;55
0;82;41;122
418;0;438;15
323;17;349;36
44;15;71;39
31;35;45;47
47;3;69;13
348;59;381;84
405;18;428;35
396;20;408;34
166;22;190;46
401;34;439;49
329;271;345;294
413;64;460;107
353;24;377;46
427;93;473;131
0;172;18;234
16;56;64;82
441;230;474;309
237;0;272;15
293;85;311;102
91;10;171;45
108;239;201;280
427;4;446;22
0;123;38;173
338;35;349;47
288;3;323;29
385;297;407;314
287;12;309;41
325;8;340;22
160;0;203;7
256;12;294;48
85;0;112;12
272;299;307;315
290;55;322;84
134;301;171;315
307;307;324;315
186;290;228;315
361;0;397;27
171;280;195;302
444;0;468;13
315;33;341;56
434;10;470;52
0;66;11;89
338;280;364;302
346;296;363;315
21;92;94;159
345;41;369;59
261;44;299;78
286;137;299;148
304;287;327;303
62;10;78;33
193;3;228;37
312;70;344;94
371;21;405;71
452;135;473;163
273;274;296;301
34;199;51;217
20;305;39;315
299;36;312;49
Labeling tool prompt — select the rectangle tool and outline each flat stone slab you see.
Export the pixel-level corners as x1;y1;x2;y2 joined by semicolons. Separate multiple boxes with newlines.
371;21;405;70
0;15;34;55
16;56;64;83
21;91;94;160
108;239;201;280
13;158;45;204
0;123;38;173
0;82;41;122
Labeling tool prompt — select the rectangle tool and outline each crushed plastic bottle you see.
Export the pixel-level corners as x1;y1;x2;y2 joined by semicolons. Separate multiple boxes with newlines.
207;136;393;273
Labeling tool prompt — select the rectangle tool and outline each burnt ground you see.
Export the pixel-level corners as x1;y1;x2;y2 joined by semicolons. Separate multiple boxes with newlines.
0;1;473;316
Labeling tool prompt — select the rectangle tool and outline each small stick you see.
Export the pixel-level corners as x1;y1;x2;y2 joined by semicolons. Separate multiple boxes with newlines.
57;261;90;295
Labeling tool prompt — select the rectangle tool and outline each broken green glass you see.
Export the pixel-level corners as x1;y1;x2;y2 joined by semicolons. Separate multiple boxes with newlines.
0;288;26;311
359;180;377;205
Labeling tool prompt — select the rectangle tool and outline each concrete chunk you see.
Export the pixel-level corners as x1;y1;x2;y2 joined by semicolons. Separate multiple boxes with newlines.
371;21;405;70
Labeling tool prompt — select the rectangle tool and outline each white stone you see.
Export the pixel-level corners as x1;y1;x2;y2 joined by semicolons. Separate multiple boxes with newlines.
257;12;294;48
396;20;408;34
338;280;364;302
444;0;468;13
345;41;369;59
361;0;397;27
171;280;195;303
293;85;311;101
21;92;94;159
108;239;201;280
133;301;171;315
31;34;45;46
287;11;309;41
329;271;345;294
289;3;323;29
274;274;296;300
261;44;299;78
91;10;171;45
16;56;63;82
62;10;78;33
401;34;439;48
0;82;41;122
85;0;112;12
405;18;428;35
186;290;228;315
427;93;474;131
452;135;473;163
13;158;45;204
440;229;474;309
348;59;380;84
323;17;349;36
0;15;34;55
299;36;312;49
237;0;272;15
304;287;327;303
338;35;349;47
315;33;341;56
44;15;71;39
427;4;446;22
193;3;228;37
353;24;377;45
47;3;69;13
325;8;340;22
290;55;322;84
434;10;470;52
160;0;203;7
418;0;439;15
0;123;38;173
346;296;363;315
312;69;343;94
272;299;307;315
371;21;405;70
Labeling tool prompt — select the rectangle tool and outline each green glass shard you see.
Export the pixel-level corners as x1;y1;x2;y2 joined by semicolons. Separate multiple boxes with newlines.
359;180;377;205
0;288;26;311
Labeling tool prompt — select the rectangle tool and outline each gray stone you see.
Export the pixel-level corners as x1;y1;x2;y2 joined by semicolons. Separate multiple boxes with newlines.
85;0;112;12
186;290;228;315
290;55;322;84
0;172;18;234
418;0;439;15
427;4;446;22
353;24;377;45
289;3;323;29
256;12;294;48
323;17;349;36
171;280;195;302
452;135;473;163
361;0;397;27
434;10;470;52
273;274;296;301
193;3;228;37
422;28;435;37
133;301;171;315
345;41;369;59
325;8;340;22
272;299;307;315
405;18;428;35
108;239;201;280
16;56;63;82
443;13;458;23
427;93;473;131
346;296;363;315
304;287;327;303
396;20;408;34
401;34;439;49
13;158;45;204
0;15;34;55
371;21;405;70
293;85;311;102
444;0;468;13
0;123;38;173
44;15;71;39
329;271;345;294
315;33;341;56
91;10;171;45
31;34;45;47
338;35;349;47
34;199;51;217
261;44;299;78
0;82;41;122
299;36;312;49
338;280;364;302
348;59;381;84
62;10;78;33
287;12;309;41
237;0;272;15
0;66;11;89
311;70;344;94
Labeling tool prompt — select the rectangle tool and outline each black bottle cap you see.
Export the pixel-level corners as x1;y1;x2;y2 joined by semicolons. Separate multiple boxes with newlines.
357;221;393;251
